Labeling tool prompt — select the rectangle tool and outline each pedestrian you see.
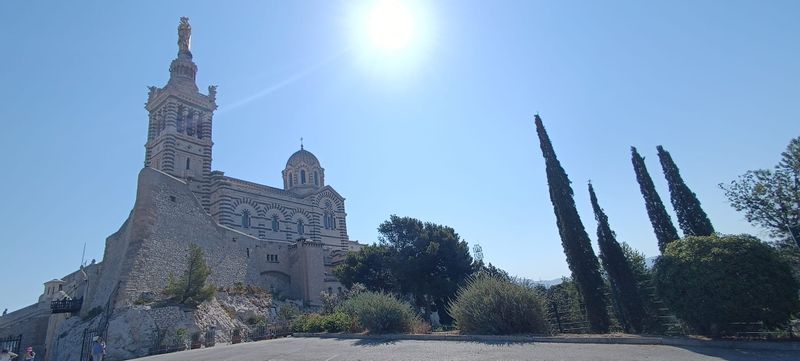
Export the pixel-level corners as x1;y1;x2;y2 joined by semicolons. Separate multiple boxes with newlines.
0;348;17;361
90;336;105;361
22;347;34;361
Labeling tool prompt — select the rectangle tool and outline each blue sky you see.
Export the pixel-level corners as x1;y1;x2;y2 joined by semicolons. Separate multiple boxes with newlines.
1;1;798;312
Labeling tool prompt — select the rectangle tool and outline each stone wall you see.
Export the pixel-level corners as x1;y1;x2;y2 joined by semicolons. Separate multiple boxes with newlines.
0;307;49;359
117;168;252;305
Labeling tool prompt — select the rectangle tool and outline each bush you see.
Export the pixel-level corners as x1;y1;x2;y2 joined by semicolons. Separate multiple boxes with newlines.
322;312;359;332
291;313;325;332
654;235;800;336
278;304;300;320
246;315;267;325
448;275;550;335
338;291;416;334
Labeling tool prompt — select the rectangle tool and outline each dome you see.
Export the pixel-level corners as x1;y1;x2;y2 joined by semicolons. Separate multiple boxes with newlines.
283;146;325;193
286;147;321;168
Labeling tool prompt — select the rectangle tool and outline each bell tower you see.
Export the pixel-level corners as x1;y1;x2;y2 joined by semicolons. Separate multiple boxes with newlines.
144;17;217;210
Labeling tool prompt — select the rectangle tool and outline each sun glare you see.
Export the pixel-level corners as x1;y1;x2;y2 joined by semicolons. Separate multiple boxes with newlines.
366;0;416;52
350;0;432;77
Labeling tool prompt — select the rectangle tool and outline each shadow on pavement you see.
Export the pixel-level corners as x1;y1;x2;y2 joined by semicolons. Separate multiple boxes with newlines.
350;338;398;347
676;346;800;361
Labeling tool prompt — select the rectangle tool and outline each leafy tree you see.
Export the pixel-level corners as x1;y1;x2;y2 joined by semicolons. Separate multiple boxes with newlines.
473;260;511;282
588;183;646;333
618;243;664;333
333;245;397;291
164;244;215;307
377;215;474;321
336;216;474;323
720;136;800;248
657;146;715;237
653;235;799;336
631;147;681;252
534;115;609;333
542;277;587;332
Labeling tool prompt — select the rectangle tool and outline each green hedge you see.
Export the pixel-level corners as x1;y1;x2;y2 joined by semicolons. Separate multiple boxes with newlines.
654;235;800;336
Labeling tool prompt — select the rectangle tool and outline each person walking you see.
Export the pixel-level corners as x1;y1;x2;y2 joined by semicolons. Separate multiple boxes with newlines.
22;347;34;361
90;336;105;361
0;349;17;361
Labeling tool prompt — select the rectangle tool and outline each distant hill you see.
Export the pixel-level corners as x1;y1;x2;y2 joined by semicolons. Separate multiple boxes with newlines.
527;256;658;289
530;278;564;288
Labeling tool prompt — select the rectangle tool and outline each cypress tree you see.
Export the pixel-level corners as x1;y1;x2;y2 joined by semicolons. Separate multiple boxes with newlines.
657;145;715;237
588;183;645;333
534;115;610;333
631;147;681;252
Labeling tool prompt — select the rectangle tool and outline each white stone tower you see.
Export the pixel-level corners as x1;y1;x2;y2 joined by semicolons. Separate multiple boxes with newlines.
144;17;217;209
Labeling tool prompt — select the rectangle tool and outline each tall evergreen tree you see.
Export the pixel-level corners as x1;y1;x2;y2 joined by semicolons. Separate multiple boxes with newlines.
164;244;216;307
631;147;681;252
657;145;715;237
588;183;646;333
534;115;610;333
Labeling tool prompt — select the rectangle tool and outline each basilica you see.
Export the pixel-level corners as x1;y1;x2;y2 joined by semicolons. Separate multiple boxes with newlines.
0;18;361;359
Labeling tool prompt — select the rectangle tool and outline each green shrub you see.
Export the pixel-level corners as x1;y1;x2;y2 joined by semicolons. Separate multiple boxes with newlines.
448;275;549;335
291;313;324;332
338;291;416;333
654;235;800;336
279;304;300;320
322;312;358;332
291;312;359;333
246;315;267;325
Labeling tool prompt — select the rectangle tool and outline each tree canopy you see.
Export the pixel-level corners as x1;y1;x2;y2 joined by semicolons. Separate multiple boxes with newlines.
721;136;800;247
334;215;474;321
657;145;715;237
631;146;681;252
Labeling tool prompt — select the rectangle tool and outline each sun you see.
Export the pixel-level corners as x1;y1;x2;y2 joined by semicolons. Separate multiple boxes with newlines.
349;0;433;79
365;0;416;52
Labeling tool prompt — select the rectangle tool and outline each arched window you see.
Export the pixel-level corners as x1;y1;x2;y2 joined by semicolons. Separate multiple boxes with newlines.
314;172;319;186
323;201;335;230
288;173;293;187
157;112;166;134
271;215;280;232
185;158;191;170
297;220;305;235
196;115;204;139
186;111;195;136
301;170;306;184
176;107;185;133
241;210;251;228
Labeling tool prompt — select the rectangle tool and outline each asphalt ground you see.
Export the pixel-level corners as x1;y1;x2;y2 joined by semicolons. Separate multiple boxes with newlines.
134;337;800;361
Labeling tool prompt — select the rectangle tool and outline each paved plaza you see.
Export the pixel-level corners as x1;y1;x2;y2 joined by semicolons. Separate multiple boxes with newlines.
135;337;800;361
